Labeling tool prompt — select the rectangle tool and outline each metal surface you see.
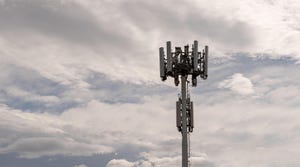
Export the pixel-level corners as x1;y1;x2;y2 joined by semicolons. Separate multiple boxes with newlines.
193;40;198;71
176;100;182;132
159;47;166;81
190;101;194;130
166;41;172;74
181;75;188;167
204;45;208;78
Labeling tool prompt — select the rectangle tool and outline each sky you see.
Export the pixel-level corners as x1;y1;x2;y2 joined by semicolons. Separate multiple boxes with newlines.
0;0;300;166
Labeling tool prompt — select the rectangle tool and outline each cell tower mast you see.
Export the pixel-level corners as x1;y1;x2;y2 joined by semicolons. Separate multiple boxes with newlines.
159;41;208;167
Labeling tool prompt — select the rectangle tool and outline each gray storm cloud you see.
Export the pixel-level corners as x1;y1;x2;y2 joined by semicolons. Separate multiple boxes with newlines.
0;0;133;50
120;0;255;48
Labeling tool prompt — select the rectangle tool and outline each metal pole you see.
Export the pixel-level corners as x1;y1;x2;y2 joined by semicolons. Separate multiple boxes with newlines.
181;75;188;167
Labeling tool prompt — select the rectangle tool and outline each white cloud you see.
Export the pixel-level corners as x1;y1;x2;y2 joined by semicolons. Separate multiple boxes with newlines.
106;159;135;167
191;0;300;59
0;95;177;159
106;155;214;167
219;73;254;95
266;85;300;106
5;86;60;103
0;104;114;158
74;164;88;167
105;157;179;167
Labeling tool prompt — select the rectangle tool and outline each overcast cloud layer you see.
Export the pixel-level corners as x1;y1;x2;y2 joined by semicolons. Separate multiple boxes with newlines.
1;0;300;167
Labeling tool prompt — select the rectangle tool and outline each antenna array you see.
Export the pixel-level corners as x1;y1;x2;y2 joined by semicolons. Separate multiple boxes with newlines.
159;40;209;167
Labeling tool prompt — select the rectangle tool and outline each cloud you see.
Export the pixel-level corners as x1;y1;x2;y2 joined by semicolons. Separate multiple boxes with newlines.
5;86;60;103
0;0;150;86
1;55;300;167
105;157;175;167
0;65;80;112
0;94;177;159
119;0;255;48
0;0;300;166
1;137;113;159
266;85;300;106
218;73;254;95
0;0;299;90
106;159;135;167
0;104;114;158
106;155;214;167
190;156;215;167
74;164;88;167
0;0;132;49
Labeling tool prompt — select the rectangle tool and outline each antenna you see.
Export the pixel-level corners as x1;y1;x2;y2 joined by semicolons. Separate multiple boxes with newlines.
159;40;209;167
204;45;209;79
166;41;173;75
193;40;198;72
159;47;166;81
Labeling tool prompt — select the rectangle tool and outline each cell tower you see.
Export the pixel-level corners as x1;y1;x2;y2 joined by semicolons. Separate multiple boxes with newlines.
159;41;208;167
